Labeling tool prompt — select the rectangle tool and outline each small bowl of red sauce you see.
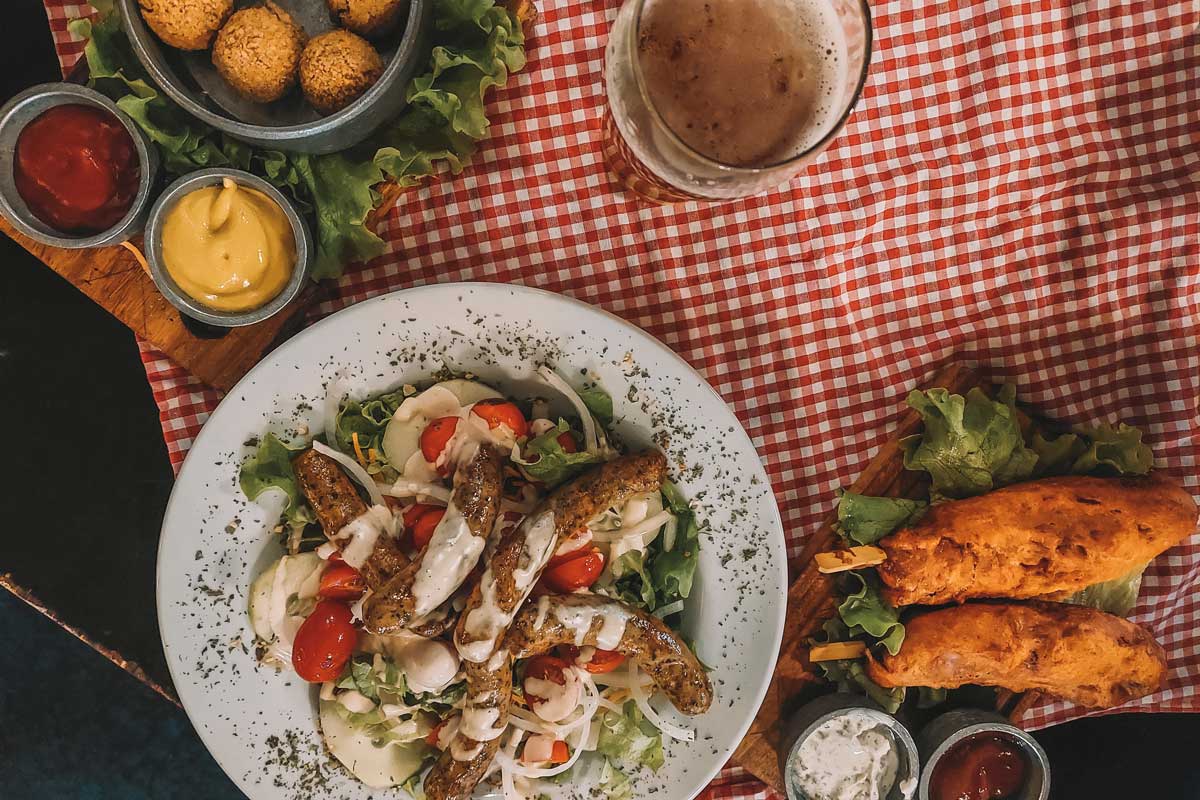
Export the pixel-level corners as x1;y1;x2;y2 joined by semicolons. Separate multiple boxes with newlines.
0;82;158;248
917;710;1049;800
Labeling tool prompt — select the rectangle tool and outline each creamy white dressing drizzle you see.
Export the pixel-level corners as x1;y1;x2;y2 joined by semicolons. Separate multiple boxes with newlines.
526;670;582;723
791;711;902;800
552;603;630;650
451;738;485;761
460;705;505;742
457;511;558;662
334;504;395;569
533;595;551;630
410;501;485;618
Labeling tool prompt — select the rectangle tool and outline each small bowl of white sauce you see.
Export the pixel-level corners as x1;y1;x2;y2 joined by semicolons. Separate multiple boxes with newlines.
782;693;919;800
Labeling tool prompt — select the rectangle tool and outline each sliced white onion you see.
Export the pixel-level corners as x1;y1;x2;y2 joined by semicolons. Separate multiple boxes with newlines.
536;367;601;455
323;375;358;453
661;513;678;553
312;440;386;507
383;478;452;503
587;510;673;544
628;664;694;742
509;668;599;739
653;600;686;619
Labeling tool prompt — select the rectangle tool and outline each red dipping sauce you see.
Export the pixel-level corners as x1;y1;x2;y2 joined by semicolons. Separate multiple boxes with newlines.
930;733;1029;800
14;103;140;235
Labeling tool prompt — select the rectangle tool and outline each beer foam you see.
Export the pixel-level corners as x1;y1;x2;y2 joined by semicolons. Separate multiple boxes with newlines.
637;0;848;168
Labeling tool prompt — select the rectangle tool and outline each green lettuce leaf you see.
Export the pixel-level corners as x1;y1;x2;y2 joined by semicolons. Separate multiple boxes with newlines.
515;419;603;487
579;385;615;426
1063;562;1148;616
812;619;906;713
71;0;525;279
239;434;304;512
837;572;904;655
835;491;927;545
611;550;656;611
1034;423;1154;478
596;759;633;800
901;386;1038;500
815;659;905;714
596;700;665;772
334;390;405;477
650;491;700;605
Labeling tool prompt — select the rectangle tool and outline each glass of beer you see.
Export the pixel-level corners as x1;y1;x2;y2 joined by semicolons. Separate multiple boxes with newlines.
603;0;872;202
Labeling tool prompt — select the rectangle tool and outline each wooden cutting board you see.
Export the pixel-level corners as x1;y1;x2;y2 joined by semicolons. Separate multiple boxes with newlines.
730;362;997;792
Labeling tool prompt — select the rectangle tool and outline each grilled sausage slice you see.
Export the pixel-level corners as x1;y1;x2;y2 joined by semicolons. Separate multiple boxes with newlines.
877;473;1198;607
363;445;505;634
293;448;408;589
866;601;1168;709
425;593;711;800
454;450;669;664
423;656;512;800
508;593;712;714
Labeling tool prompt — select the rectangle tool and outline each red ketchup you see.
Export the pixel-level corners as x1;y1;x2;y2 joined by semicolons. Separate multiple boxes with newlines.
929;733;1029;800
14;103;140;234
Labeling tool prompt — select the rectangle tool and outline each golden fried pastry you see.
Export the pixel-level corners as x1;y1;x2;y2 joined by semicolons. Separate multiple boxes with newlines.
877;473;1197;607
867;601;1168;709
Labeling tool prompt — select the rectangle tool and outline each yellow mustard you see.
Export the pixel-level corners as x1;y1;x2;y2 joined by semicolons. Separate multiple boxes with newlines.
161;178;296;312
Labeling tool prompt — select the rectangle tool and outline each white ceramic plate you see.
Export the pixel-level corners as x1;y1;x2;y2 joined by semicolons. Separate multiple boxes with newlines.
158;283;787;800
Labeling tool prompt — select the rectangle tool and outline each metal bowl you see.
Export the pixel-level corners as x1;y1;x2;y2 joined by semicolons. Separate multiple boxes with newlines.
782;693;920;800
917;709;1050;800
117;0;432;154
0;83;159;249
144;168;312;327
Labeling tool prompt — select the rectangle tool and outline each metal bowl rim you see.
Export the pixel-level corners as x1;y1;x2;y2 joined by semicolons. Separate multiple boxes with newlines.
0;82;159;249
117;0;431;141
143;167;312;328
783;704;920;800
917;721;1050;800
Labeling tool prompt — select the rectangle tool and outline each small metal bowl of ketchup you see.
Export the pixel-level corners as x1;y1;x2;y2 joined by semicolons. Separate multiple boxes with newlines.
0;82;158;249
917;710;1050;800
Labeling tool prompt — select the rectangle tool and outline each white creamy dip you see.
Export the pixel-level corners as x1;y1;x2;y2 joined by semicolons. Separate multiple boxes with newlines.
790;710;903;800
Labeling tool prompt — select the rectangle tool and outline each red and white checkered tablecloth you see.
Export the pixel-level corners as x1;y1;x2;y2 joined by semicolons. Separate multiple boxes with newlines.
41;0;1200;796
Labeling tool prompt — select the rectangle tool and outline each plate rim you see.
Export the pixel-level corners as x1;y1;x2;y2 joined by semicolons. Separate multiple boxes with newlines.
156;281;788;800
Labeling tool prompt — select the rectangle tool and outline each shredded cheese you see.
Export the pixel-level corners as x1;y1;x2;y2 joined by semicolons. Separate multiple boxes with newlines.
809;641;868;661
352;432;368;467
814;546;888;574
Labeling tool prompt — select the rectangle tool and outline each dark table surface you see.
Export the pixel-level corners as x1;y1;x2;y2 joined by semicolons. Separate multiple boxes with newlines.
2;2;1199;797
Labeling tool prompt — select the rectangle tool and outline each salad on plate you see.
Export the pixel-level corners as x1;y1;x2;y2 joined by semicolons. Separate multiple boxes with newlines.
239;366;710;800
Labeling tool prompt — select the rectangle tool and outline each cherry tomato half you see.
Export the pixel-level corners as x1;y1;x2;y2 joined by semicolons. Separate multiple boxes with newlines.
559;645;626;674
410;506;446;550
292;600;357;683
420;416;459;463
426;719;448;748
556;430;578;453
541;548;605;593
546;530;592;569
524;654;570;686
319;562;366;601
403;502;441;529
471;400;529;438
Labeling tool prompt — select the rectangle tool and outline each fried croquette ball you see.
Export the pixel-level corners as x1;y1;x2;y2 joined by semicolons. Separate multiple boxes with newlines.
212;2;307;103
326;0;409;38
138;0;233;50
299;30;385;114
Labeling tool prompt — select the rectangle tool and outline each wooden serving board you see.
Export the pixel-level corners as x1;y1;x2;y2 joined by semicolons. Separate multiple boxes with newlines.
2;214;317;392
4;0;538;393
730;362;992;792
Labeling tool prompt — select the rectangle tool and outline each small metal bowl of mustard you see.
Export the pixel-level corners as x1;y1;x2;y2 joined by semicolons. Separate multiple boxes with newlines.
0;82;159;249
917;710;1050;800
782;693;920;800
144;168;311;327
